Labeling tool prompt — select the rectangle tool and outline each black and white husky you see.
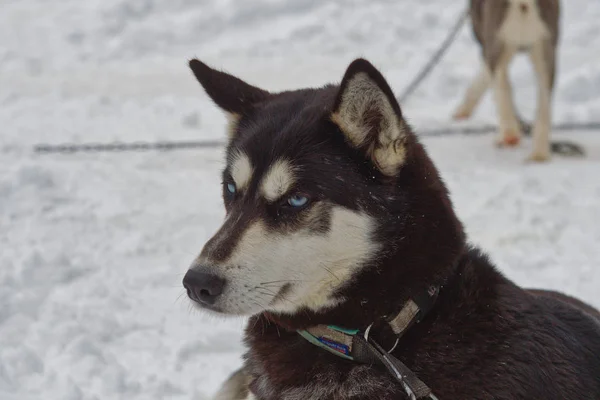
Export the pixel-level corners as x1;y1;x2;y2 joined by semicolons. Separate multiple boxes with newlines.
183;58;600;399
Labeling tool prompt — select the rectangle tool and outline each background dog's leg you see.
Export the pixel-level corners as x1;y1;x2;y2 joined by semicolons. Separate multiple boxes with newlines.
527;39;555;162
491;47;521;147
453;62;491;120
212;368;250;400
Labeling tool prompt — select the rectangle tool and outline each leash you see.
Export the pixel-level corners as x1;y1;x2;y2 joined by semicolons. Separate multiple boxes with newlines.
32;140;226;153
397;6;470;104
31;120;597;155
297;286;441;400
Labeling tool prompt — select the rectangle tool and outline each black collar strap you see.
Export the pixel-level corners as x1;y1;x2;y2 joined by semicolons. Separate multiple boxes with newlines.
388;285;439;336
297;285;440;400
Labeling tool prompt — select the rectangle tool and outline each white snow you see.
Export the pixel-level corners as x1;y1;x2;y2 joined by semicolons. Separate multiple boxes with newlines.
1;0;599;399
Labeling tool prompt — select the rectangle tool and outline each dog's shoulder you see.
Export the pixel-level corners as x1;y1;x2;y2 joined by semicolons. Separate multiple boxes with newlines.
528;289;600;368
491;284;600;397
529;288;600;322
415;248;600;398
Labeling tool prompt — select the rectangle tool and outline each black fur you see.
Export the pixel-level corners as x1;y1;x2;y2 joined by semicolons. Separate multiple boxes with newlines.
189;59;270;115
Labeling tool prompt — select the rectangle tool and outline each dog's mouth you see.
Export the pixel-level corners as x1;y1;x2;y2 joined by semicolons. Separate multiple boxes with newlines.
190;300;225;314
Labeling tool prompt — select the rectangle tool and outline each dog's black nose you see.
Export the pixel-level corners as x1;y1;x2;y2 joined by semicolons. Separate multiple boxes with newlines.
183;269;225;305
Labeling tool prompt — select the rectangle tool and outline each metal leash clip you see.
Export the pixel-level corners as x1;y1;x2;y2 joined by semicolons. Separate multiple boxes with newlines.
361;335;438;400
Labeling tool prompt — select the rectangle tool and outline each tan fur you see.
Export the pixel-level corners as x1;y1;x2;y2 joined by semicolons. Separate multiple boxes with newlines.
232;206;376;314
226;112;241;139
260;159;295;202
331;72;408;176
197;204;378;315
230;151;253;191
455;0;560;161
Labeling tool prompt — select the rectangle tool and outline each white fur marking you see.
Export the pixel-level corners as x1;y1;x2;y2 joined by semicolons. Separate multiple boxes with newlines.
499;0;550;48
213;206;378;315
260;159;295;201
231;151;253;191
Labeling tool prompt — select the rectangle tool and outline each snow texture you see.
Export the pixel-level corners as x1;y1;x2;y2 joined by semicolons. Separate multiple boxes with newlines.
1;0;599;399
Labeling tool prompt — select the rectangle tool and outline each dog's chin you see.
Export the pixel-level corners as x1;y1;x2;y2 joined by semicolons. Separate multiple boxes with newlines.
190;301;225;315
190;299;262;318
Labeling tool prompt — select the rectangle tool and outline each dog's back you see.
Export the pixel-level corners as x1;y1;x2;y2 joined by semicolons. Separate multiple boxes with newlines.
414;252;600;399
516;289;600;397
530;289;600;322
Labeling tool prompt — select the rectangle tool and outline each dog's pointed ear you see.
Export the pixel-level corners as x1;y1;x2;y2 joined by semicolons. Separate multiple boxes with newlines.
331;59;410;176
189;59;270;116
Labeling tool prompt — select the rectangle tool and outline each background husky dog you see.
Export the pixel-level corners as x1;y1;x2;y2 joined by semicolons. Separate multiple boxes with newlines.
454;0;560;162
184;58;600;399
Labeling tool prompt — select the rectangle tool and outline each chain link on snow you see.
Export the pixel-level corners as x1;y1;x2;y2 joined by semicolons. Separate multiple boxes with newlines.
397;7;471;104
33;121;597;154
34;140;226;153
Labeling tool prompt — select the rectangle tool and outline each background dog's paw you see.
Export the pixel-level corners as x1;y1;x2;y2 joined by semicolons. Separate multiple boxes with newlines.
526;151;551;163
495;129;522;148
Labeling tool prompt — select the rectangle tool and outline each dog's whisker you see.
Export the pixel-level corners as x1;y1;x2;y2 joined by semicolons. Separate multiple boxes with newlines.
260;279;313;285
254;286;280;297
174;290;187;305
257;286;303;309
321;265;341;282
255;290;277;299
250;299;268;312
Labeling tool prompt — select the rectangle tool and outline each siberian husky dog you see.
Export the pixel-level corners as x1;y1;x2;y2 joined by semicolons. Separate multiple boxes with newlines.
183;58;600;399
454;0;560;162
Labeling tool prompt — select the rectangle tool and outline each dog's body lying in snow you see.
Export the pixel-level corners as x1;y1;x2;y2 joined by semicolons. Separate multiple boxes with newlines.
183;58;600;399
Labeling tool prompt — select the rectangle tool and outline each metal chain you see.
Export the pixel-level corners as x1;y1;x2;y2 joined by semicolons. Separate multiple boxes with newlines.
397;7;471;103
34;140;226;154
32;121;598;154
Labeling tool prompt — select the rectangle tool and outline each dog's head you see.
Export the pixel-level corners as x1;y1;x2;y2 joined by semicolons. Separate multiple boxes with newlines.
183;59;463;317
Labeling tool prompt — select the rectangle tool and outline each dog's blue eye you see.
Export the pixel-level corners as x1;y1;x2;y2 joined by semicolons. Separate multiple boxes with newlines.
287;195;308;207
226;183;236;194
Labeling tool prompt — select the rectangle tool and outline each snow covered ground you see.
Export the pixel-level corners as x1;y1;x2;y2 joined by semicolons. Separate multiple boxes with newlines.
1;0;599;399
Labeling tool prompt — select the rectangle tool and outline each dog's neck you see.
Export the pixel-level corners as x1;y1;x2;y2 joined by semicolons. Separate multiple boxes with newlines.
251;247;507;355
261;244;466;340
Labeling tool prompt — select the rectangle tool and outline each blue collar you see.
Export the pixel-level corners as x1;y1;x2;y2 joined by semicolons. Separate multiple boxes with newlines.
297;325;359;360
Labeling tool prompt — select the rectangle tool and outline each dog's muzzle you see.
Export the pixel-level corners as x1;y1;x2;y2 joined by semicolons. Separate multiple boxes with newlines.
183;268;226;306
